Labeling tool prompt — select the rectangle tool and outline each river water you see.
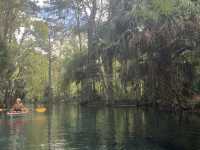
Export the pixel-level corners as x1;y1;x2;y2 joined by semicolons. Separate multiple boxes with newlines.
0;104;200;150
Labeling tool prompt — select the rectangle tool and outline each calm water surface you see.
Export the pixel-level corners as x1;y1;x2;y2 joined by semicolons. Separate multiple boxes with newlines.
0;104;200;150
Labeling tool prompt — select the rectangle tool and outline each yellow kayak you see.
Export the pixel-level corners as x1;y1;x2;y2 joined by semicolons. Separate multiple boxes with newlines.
36;107;47;113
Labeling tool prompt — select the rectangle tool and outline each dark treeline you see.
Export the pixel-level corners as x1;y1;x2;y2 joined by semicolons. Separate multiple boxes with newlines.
61;0;200;110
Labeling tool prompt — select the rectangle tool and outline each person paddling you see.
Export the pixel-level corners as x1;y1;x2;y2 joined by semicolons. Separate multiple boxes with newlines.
11;98;28;112
0;102;4;112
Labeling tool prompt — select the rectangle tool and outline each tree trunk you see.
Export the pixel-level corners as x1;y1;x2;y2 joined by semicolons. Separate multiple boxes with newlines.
48;31;53;103
86;0;97;102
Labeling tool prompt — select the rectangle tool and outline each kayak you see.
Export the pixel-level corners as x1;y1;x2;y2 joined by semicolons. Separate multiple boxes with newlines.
36;107;47;113
7;111;29;116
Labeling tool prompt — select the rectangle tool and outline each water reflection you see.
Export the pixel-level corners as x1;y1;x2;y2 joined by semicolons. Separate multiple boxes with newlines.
0;105;200;150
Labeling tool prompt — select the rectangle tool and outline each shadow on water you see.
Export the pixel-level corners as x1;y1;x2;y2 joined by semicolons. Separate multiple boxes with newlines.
0;104;200;150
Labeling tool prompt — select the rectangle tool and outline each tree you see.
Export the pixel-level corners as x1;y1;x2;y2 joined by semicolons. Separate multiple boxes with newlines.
0;0;38;107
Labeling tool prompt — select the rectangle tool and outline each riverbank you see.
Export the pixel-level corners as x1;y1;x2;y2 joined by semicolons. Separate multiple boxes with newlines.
79;98;200;113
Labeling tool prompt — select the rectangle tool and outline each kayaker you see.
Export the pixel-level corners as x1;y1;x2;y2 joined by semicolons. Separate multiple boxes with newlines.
0;102;4;112
11;98;28;112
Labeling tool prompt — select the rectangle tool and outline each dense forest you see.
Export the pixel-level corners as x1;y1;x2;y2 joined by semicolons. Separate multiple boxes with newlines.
0;0;200;111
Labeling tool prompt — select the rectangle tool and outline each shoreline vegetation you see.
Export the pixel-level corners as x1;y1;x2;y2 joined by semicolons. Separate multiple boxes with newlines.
62;96;200;113
1;1;200;113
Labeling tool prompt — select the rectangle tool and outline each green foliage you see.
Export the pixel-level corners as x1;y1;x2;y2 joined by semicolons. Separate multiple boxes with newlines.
23;51;48;100
62;51;87;86
151;0;174;16
57;0;200;108
0;0;200;108
131;0;200;24
33;21;48;40
0;41;8;72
